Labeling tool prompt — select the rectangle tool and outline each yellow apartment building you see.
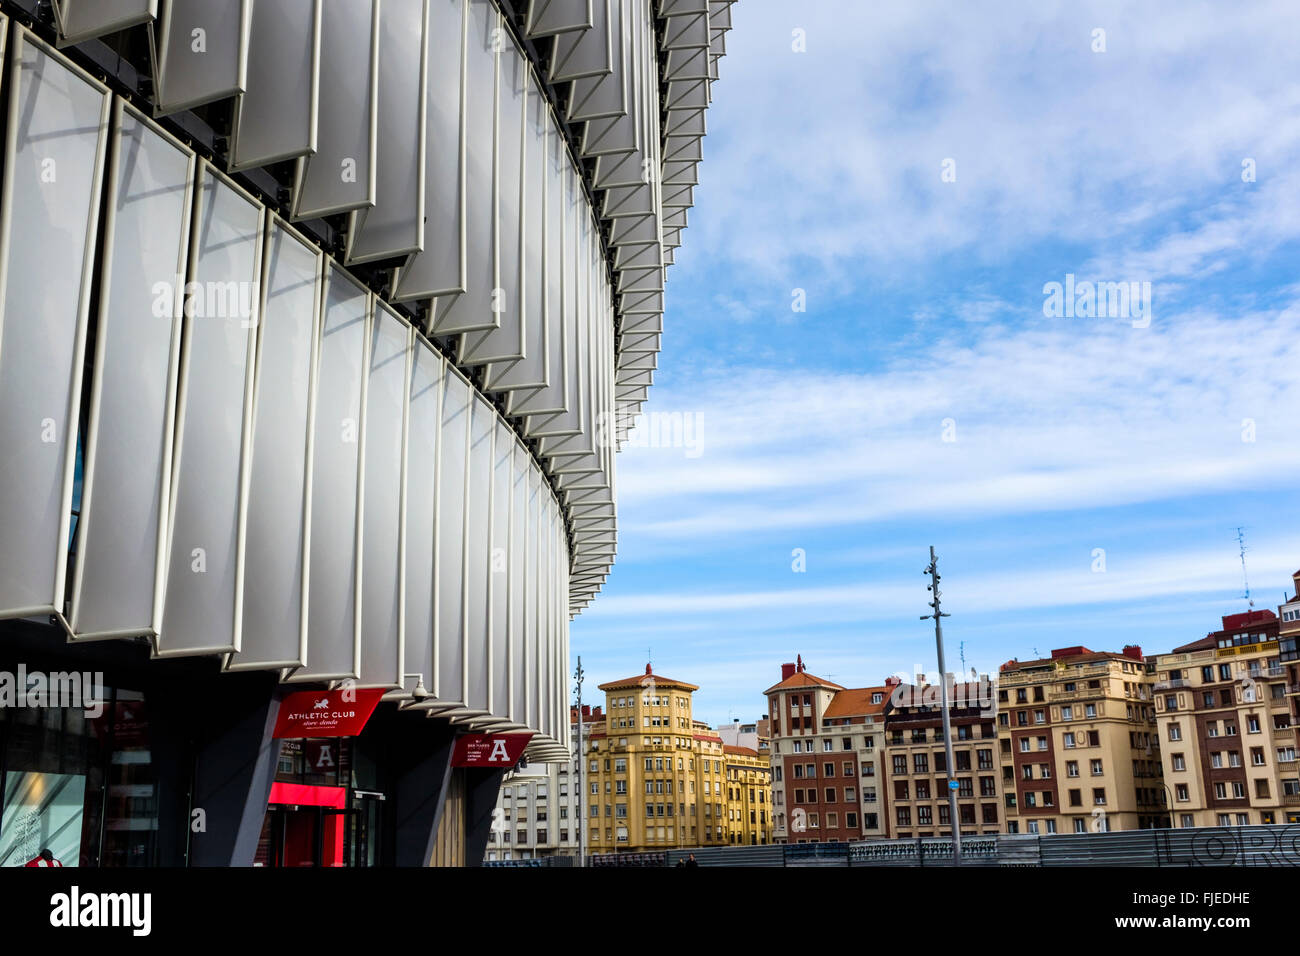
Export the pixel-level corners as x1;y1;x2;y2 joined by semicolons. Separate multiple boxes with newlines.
585;665;773;853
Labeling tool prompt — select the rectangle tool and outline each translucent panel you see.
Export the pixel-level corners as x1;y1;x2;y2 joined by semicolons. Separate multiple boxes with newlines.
429;0;497;334
347;0;427;263
230;0;319;170
71;104;192;639
159;167;262;656
460;41;527;367
463;394;494;714
298;270;369;680
55;0;156;44
0;34;109;617
292;0;378;218
567;0;625;122
436;371;471;703
550;0;611;82
489;422;512;717
527;0;592;37
485;74;548;389
506;141;573;418
524;468;541;729
230;220;320;669
359;305;411;688
153;0;250;114
393;0;464;300
543;499;558;738
402;344;443;695
507;451;529;723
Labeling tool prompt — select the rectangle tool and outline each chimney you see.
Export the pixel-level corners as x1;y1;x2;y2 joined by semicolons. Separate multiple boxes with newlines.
781;662;796;680
1121;645;1143;661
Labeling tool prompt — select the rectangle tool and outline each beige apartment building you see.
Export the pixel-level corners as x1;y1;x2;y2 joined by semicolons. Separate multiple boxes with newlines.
1153;607;1300;827
997;646;1166;834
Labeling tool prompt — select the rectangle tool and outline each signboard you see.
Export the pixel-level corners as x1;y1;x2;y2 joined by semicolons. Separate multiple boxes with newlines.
948;780;960;791
451;733;533;767
273;688;385;738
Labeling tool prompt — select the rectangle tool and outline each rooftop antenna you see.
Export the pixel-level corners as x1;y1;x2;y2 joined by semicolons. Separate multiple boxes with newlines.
959;641;966;672
1237;527;1254;608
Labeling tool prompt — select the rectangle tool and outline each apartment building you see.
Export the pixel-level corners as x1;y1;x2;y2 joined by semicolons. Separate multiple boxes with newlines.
584;665;772;853
1277;571;1300;771
722;746;775;845
997;646;1166;834
764;658;890;843
717;718;771;758
1153;609;1300;827
884;677;1004;838
485;706;604;861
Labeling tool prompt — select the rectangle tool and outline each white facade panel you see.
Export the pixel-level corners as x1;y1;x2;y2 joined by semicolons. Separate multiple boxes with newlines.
70;104;191;640
296;268;369;681
231;219;321;670
0;32;109;619
359;304;412;688
159;165;263;657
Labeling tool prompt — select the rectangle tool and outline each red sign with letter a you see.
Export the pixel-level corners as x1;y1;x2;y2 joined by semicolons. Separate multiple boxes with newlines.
452;733;534;767
273;688;385;738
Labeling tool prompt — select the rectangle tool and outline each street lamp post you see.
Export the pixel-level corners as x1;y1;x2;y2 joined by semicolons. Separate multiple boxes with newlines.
574;656;585;867
921;546;961;865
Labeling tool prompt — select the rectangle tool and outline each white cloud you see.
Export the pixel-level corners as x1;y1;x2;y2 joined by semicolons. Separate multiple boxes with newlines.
618;304;1300;540
682;0;1300;285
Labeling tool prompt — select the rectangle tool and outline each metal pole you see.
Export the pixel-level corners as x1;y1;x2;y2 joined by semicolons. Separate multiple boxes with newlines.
922;546;961;865
575;656;586;867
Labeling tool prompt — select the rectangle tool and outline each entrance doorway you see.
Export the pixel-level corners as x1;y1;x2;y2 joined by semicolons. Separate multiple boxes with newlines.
256;805;349;867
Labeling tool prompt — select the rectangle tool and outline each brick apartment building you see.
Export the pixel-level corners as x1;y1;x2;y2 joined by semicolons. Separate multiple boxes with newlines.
764;658;889;842
885;677;1004;837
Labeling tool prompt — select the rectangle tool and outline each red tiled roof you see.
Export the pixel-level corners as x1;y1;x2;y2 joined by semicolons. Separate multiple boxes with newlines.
823;686;891;718
598;664;698;692
723;745;760;758
762;671;845;695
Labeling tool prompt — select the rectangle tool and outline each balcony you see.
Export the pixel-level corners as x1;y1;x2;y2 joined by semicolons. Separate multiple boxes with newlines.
1049;688;1104;703
1153;679;1188;691
1283;793;1300;807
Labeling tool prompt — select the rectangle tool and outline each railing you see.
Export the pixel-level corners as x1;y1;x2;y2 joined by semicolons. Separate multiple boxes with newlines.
1153;679;1188;691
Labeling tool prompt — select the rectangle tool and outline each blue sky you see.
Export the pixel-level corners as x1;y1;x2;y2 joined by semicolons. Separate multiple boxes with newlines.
572;0;1300;728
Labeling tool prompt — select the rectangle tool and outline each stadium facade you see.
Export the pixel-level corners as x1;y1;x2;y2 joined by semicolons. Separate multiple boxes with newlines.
0;0;731;866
